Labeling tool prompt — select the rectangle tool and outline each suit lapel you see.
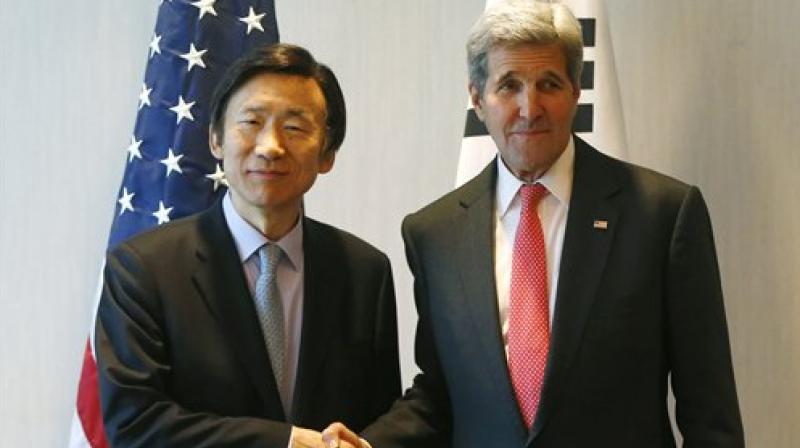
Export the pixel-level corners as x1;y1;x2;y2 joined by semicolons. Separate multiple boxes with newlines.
191;201;286;421
528;138;623;442
290;218;337;423
456;161;530;438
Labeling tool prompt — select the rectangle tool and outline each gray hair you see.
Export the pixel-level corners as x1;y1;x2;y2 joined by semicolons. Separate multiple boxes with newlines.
467;0;584;95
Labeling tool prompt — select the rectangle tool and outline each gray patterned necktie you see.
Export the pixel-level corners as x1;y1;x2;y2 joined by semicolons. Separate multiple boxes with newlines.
254;243;286;406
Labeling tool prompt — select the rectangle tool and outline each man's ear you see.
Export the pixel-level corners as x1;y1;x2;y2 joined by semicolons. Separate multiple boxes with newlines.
469;83;485;121
209;127;223;160
318;149;336;174
572;80;581;102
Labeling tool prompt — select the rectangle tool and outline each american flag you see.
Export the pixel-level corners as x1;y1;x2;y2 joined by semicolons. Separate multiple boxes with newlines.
68;1;278;446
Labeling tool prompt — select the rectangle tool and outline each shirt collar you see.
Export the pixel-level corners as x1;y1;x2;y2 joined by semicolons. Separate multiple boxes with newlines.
222;192;303;271
496;135;575;218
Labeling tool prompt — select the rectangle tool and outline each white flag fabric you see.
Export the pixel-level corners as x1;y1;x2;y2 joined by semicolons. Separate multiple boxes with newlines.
455;0;627;187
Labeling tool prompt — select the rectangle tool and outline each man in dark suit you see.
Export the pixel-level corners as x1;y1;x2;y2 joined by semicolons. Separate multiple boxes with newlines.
325;1;743;447
96;43;400;447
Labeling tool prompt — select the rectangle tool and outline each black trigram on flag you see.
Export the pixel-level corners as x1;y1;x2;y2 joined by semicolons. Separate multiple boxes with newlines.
575;17;596;133
456;0;627;186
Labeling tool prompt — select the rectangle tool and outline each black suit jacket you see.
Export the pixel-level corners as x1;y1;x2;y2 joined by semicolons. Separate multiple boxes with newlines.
96;200;401;447
363;138;743;447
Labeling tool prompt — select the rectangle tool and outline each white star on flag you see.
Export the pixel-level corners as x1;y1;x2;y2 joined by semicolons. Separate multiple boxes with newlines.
239;7;266;35
138;83;152;110
152;201;174;225
191;0;218;20
149;34;162;58
126;136;143;162
180;43;208;72
118;187;135;215
160;148;184;177
169;96;195;124
205;163;228;191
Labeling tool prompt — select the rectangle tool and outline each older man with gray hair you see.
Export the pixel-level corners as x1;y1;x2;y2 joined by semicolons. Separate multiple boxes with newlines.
325;1;743;446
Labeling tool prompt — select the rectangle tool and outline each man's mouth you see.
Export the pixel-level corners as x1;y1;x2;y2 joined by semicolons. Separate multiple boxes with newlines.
247;168;287;178
510;128;549;136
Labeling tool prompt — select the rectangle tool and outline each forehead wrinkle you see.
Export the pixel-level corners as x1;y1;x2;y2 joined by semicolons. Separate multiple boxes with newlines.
489;44;567;77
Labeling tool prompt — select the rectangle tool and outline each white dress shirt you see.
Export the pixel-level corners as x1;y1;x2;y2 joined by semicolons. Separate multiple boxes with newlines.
494;136;574;356
222;193;304;418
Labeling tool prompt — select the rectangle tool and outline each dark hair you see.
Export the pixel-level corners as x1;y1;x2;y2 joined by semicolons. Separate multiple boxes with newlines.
209;43;346;153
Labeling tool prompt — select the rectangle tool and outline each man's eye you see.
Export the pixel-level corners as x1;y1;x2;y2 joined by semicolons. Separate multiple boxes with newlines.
498;81;517;92
540;80;562;91
284;124;307;133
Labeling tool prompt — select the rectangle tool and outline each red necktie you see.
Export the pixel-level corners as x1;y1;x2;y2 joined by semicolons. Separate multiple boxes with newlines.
508;183;550;429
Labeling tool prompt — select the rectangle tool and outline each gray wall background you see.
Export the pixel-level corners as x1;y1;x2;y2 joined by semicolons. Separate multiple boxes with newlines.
0;0;797;446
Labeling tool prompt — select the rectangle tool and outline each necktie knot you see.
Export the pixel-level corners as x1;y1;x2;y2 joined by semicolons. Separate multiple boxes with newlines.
519;183;549;210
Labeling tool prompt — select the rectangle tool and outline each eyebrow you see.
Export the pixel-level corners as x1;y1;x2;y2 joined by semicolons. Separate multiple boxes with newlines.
238;106;311;119
540;70;566;82
495;69;566;85
496;71;518;85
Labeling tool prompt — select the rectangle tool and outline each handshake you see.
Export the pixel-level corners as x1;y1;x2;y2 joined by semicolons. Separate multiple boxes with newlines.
292;422;370;448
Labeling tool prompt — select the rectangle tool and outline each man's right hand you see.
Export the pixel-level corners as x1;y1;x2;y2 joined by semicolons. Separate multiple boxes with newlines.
321;422;371;448
291;426;359;448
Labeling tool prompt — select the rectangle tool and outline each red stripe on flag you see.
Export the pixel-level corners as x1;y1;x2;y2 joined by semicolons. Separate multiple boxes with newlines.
76;339;109;448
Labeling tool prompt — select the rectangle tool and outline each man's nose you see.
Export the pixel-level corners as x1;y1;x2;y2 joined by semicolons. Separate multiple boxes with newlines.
518;87;542;119
254;124;285;159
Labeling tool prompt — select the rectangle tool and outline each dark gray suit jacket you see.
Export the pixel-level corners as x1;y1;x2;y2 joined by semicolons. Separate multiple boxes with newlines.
363;138;743;447
96;199;401;447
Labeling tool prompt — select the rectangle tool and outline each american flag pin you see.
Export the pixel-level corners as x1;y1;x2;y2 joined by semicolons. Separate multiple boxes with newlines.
593;220;608;230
